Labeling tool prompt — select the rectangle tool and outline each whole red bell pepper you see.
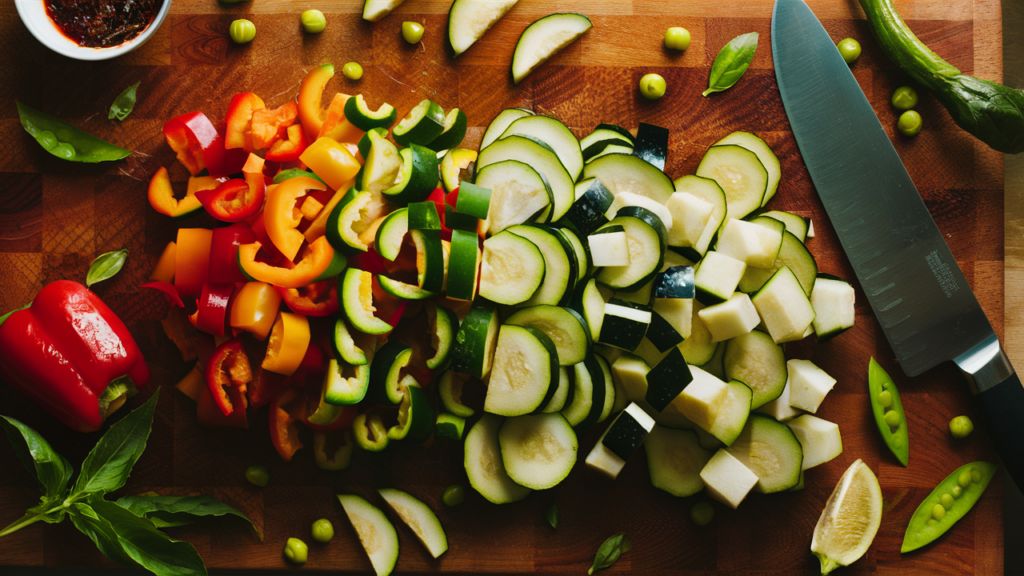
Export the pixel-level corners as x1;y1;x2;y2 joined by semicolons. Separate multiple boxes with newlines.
0;281;150;433
163;111;227;177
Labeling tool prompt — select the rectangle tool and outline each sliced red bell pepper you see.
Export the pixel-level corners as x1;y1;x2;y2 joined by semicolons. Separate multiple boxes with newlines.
163;111;226;177
194;174;266;223
194;283;235;337
266;124;309;163
209;224;257;284
141;281;185;308
426;187;453;241
247;367;290;409
225;92;266;151
299;341;326;375
251;101;299;150
269;387;305;462
205;337;252;416
277;279;338;317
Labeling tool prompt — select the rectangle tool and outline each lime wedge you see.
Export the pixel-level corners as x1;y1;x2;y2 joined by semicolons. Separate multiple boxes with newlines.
810;459;882;574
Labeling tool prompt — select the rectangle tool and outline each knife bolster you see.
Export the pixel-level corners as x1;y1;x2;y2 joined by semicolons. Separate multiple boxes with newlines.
955;333;1015;394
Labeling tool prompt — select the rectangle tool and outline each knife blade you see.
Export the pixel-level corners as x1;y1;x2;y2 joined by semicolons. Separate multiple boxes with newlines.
772;0;1024;486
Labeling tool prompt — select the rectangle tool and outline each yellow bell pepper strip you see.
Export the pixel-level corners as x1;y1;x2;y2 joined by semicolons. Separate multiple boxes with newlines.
148;167;204;218
149;241;177;282
318;93;364;144
175;228;212;297
299;138;362;192
230;282;282;340
262;312;310;376
304;181;355;242
265;176;328;262
298;64;336;142
225;92;266;151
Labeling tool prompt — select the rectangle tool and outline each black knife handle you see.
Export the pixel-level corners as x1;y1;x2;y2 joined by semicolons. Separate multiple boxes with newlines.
975;373;1024;489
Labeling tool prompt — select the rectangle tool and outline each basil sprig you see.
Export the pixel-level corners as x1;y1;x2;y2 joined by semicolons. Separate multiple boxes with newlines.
703;32;759;97
86;249;128;287
0;394;254;575
589;532;632;574
109;82;140;121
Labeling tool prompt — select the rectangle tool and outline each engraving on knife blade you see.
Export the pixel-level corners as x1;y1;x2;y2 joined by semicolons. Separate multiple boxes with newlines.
925;249;960;298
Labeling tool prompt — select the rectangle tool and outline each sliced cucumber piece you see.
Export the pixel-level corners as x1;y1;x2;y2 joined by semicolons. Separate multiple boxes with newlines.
344;94;397;131
337;494;399;576
507;224;572;306
378;488;447;558
759;210;809;243
512;13;592;84
451;299;500;379
583;153;675;205
448;0;519;57
696;144;768;223
481;108;533;150
484;325;559;416
426;108;468;152
478;135;574;222
501;115;583;180
393;100;445;147
723;330;787;409
499;413;578;490
464;414;532;504
507;305;591;366
714;131;780;206
726;414;804;493
476;160;551;235
479;230;545;305
324;359;371;406
645;425;712;497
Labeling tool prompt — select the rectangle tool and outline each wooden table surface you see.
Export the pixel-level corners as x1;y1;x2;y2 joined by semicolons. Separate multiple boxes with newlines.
0;0;1010;574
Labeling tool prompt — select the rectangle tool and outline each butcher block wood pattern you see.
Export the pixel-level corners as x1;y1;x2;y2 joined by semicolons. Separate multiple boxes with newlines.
0;0;1009;574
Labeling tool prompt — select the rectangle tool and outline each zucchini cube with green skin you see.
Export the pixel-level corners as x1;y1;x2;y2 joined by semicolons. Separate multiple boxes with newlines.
451;299;499;378
446;229;481;301
695;251;747;305
810;277;856;340
560;178;614;237
585;403;655;479
787;414;842;470
644;348;693;412
755;376;802;422
700;448;759;509
751;266;816;344
393;99;445;147
786;359;836;414
598;301;652;351
697;292;760;342
716;218;783;269
589;227;630;267
676;365;730;432
435;412;467;440
666;192;716;249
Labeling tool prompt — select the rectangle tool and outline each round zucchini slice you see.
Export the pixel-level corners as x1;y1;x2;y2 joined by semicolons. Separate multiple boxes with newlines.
464;414;532;504
499;413;578;490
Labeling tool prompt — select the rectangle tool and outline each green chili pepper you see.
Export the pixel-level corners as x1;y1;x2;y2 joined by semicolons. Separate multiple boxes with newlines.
867;357;909;467
901;461;997;553
17;101;131;163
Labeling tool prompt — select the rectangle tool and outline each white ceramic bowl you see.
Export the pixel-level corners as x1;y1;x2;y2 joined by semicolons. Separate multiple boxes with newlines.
15;0;172;61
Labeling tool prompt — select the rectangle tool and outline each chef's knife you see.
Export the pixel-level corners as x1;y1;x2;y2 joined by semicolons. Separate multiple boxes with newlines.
772;0;1024;487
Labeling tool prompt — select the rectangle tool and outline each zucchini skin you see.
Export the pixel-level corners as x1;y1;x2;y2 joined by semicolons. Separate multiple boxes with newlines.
859;0;1024;154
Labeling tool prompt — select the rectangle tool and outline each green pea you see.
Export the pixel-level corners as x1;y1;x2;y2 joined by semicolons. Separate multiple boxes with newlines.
940;494;954;510
229;19;256;44
689;501;714;526
284;538;308;564
640;73;667;100
891;86;919;111
877;390;893;408
443;484;465;507
897;110;923;137
245;465;268;487
837;38;861;64
971;469;981;483
948;415;974;439
883;409;901;428
958;470;972;488
343;62;363;81
951;485;962;498
931;504;945;521
311;518;334;543
927;518;937;526
402;21;425;44
664;27;691;51
302;10;326;34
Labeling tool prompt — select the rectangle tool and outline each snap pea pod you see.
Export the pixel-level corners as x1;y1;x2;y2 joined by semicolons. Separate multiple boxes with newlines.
901;461;997;553
17;101;131;163
867;357;909;466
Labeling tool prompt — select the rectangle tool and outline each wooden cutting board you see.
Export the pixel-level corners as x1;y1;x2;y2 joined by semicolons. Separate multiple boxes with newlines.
0;0;1008;573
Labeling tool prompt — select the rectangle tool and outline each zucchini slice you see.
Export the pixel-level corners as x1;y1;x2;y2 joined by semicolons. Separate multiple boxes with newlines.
337;494;399;576
478;135;575;222
446;229;481;301
481;108;533;150
386;379;433;443
425;302;459;370
362;0;405;22
561;354;607;433
674;175;727;233
439;369;477;418
810;276;855;341
369;340;413;406
381;144;440;206
759;210;809;243
511;13;592;84
632;122;670;171
678;300;716;365
476;160;551;235
500;115;583;180
725;414;804;493
557;227;589;286
751;266;816;344
706;380;753;447
465;414;532;504
478;230;545;305
435;412;467;441
645;426;712;497
569;277;606;341
694;251;747;306
541;367;573;413
724;330;787;409
506;305;591;366
451;299;501;379
378;488;448;558
363;130;403;194
696;144;768;223
507;225;572;306
426;108;468;152
440;148;478;193
344;94;397;131
448;0;519;57
484;325;559;416
583;153;676;205
607;192;673;232
341;268;393;335
594;207;667;292
324;359;371;406
393;99;446;147
714;131;781;207
499;413;578;490
357;127;388;159
737;231;818;295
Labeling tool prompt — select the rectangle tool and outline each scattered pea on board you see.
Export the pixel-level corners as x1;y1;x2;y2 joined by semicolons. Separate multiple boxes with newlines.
311;518;334;543
949;415;974;439
901;462;997;553
639;73;666;100
891;86;919;111
443;484;466;506
898;110;923;137
403;21;425;44
837;37;861;64
230;19;256;44
664;27;690;51
867;357;909;467
284;537;309;564
343;62;364;80
245;465;269;487
301;10;327;34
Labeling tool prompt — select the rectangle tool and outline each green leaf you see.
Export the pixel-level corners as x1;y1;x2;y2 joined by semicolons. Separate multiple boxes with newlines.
703;32;759;97
16;101;132;163
588;533;631;575
108;82;140;121
545;503;558;530
69;503;140;568
115;495;261;539
72;393;158;498
0;416;73;498
89;500;208;576
86;249;128;287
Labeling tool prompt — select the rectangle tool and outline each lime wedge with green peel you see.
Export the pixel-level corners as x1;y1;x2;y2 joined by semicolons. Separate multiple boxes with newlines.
810;459;882;574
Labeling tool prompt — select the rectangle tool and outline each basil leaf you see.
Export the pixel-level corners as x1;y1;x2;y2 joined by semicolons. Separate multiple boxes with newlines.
589;533;631;575
545;504;558;529
69;503;140;568
116;495;260;538
108;82;140;121
89;500;208;576
86;249;128;287
16;101;132;163
72;393;158;498
703;32;759;97
0;416;73;498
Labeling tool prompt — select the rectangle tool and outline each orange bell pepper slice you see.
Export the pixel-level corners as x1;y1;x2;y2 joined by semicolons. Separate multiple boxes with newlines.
318;93;364;145
265;124;309;163
264;176;327;262
229;281;282;340
251;101;299;150
150;241;177;283
148;167;205;218
262;312;310;376
269;387;305;461
299;138;361;192
298;64;336;142
174;228;212;297
225;92;266;151
238;236;335;289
